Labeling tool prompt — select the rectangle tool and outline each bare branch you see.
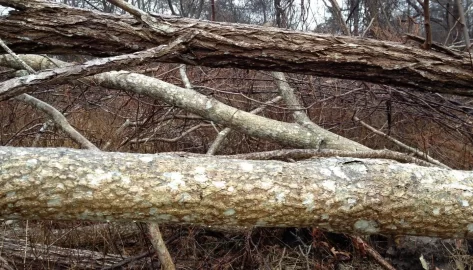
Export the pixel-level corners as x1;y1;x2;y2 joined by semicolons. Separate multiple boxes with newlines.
0;255;14;270
353;116;449;168
94;71;359;150
179;64;193;90
326;0;351;35
129;123;208;143
224;148;436;167
106;0;145;18
0;38;35;74
0;54;365;151
351;236;396;270
15;94;100;151
3;223;139;247
207;96;282;155
0;33;195;101
148;223;176;270
0;37;98;150
420;0;432;50
455;0;472;52
1;237;129;268
272;72;368;151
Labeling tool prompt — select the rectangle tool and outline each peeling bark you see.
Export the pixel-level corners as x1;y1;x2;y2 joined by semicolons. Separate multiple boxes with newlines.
0;0;472;96
1;146;473;238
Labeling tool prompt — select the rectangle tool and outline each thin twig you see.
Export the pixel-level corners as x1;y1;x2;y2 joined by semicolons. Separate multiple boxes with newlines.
353;116;449;168
102;251;153;270
362;17;375;38
0;255;14;270
129;123;209;143
351;236;396;270
225;148;436;167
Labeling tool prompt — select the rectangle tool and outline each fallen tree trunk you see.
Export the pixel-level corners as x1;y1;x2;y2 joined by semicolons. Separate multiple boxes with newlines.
1;146;473;238
0;0;472;96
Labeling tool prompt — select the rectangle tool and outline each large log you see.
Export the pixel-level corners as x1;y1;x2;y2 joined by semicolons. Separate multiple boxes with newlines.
1;146;473;238
0;0;472;96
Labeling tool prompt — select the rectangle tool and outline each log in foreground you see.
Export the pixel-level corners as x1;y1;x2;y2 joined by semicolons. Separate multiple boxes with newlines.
1;146;473;238
0;0;473;96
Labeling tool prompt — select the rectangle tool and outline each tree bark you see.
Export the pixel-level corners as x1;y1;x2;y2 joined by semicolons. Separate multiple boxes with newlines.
0;54;367;151
0;34;192;101
1;146;473;238
0;0;473;96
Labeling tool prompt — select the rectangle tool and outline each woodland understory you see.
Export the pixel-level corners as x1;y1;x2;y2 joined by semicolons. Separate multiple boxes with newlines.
1;0;473;269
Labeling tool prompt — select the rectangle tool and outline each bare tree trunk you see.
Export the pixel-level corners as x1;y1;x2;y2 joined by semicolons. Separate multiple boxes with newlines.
327;0;351;35
0;0;472;96
455;0;472;51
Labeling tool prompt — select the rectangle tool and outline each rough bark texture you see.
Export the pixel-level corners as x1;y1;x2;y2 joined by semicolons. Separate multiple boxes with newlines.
1;146;473;238
0;0;472;96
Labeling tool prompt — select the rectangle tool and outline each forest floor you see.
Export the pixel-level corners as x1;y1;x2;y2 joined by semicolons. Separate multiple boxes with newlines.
1;220;471;269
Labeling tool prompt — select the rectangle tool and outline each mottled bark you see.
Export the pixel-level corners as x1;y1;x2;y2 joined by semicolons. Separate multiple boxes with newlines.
93;71;334;150
1;146;473;238
0;0;472;96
